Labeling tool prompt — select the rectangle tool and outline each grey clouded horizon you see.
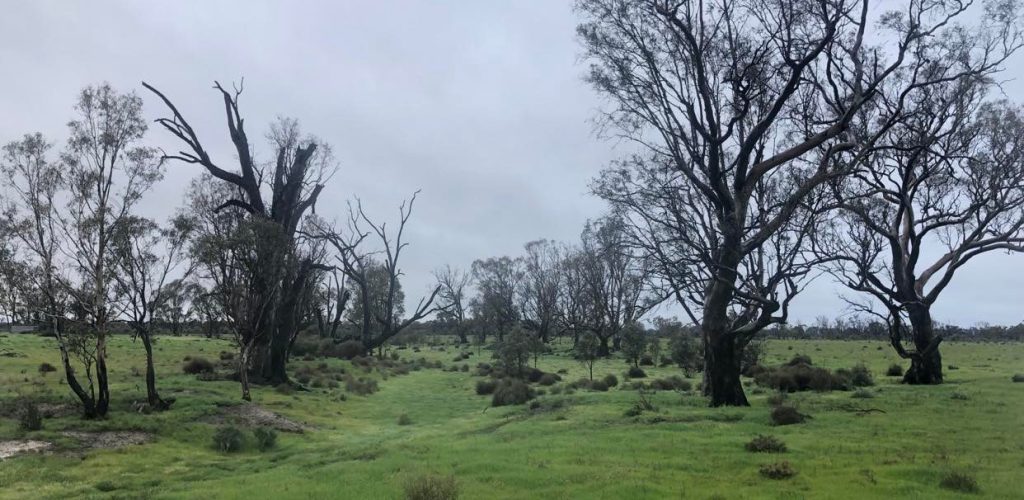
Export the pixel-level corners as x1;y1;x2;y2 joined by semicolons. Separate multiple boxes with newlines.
2;1;1021;327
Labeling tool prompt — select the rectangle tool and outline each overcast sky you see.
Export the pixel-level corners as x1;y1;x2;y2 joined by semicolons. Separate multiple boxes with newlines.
1;1;1021;327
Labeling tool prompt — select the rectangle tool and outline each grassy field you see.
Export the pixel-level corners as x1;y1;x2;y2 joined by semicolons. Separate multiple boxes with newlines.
0;332;1022;499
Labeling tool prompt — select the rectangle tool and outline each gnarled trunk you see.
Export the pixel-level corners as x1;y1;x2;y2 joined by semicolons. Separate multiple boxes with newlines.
701;241;748;406
140;330;171;410
903;304;943;384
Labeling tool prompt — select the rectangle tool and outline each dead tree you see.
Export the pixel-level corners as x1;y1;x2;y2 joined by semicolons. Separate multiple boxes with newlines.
144;82;333;385
822;72;1024;384
434;265;472;343
578;0;1016;405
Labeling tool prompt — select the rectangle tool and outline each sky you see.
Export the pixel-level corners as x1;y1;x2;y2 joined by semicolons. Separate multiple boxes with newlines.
1;1;1021;327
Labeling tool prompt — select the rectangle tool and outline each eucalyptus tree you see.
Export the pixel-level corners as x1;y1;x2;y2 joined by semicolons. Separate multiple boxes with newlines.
434;265;472;343
518;239;561;343
59;84;163;417
577;0;1019;405
470;256;522;343
145;82;333;385
822;75;1024;384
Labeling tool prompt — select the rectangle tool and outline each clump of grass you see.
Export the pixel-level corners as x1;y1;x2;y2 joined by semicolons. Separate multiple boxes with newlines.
182;357;214;375
404;473;458;500
950;391;970;401
759;461;797;479
886;364;904;377
939;471;979;493
212;425;245;453
851;388;875;399
253;427;277;451
38;362;57;374
397;413;413;426
94;481;118;492
770;405;807;426
343;374;378;396
745;435;786;453
17;399;42;431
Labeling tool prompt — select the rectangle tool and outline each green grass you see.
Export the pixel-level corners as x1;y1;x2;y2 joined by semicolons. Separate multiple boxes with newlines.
1;333;1022;499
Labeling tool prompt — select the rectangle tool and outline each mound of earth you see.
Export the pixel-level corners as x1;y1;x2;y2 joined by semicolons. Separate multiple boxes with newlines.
209;403;309;433
62;431;152;449
0;440;53;460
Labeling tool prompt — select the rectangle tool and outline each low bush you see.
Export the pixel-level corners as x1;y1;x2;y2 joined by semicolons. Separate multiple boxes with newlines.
950;391;970;401
476;379;497;395
219;351;235;361
745;435;786;453
491;379;534;407
648;376;691;391
343;374;379;396
397;413;413;426
1012;373;1024;383
38;362;57;374
253;427;277;451
639;355;655;366
602;373;619;388
755;362;852;393
784;354;813;366
404;474;458;500
886;363;904;377
326;340;365;360
770;405;807;426
212;425;245;453
851;388;875;399
182;357;214;375
627;366;647;378
589;379;609;392
538;373;561;386
939;471;979;493
17;399;42;431
759;461;797;479
847;363;874;387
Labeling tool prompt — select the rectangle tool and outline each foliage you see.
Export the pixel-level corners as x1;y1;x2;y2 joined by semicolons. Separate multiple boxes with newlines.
212;425;245;453
669;332;702;376
745;435;786;453
475;379;497;395
602;373;618;388
182;357;214;375
620;322;647;367
253;427;277;451
770;406;807;426
575;332;601;380
491;379;534;407
404;474;458;500
759;461;797;480
627;366;646;378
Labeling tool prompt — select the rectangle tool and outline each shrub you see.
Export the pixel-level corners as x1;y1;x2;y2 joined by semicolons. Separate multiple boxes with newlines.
1012;373;1024;383
397;413;413;426
759;461;797;479
648;375;691;391
755;363;851;393
939;471;979;493
404;474;458;500
851;388;875;399
491;379;534;407
253;427;277;451
212;425;245;453
183;357;215;375
525;367;545;383
770;405;807;426
886;363;904;376
476;379;497;395
670;333;702;376
848;363;874;387
603;373;619;388
766;392;787;407
639;355;655;366
343;374;379;396
745;435;786;453
627;366;647;378
538;373;561;386
741;339;765;375
38;362;57;374
784;354;813;366
327;340;365;360
589;379;609;392
17;400;42;431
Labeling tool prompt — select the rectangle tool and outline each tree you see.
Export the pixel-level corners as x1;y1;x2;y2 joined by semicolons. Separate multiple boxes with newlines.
317;192;440;354
313;268;349;339
518;239;561;343
823;74;1024;384
576;331;601;381
577;0;1015;406
496;326;532;379
59;84;162;417
620;322;647;367
111;214;195;410
470;256;522;342
434;265;471;343
145;82;333;385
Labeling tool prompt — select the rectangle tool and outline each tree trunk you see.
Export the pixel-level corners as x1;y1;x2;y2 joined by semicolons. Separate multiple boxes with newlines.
58;340;97;418
597;335;610;357
239;345;252;401
140;330;171;410
701;239;748;406
95;334;110;417
903;304;943;385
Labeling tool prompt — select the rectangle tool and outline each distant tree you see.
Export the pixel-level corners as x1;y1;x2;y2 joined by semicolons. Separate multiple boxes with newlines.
496;326;532;378
575;331;601;381
669;331;701;377
434;265;471;343
518;239;561;343
620;322;647;368
313;268;349;339
470;256;522;342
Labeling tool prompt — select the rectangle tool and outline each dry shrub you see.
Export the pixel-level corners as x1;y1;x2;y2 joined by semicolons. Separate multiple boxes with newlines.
759;461;797;479
182;357;214;375
746;435;786;453
343;374;378;396
770;405;807;426
939;471;979;493
538;373;561;386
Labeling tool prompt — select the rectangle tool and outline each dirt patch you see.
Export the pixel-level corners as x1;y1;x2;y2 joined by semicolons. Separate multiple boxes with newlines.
0;440;53;459
210;403;309;433
38;402;78;418
61;431;152;449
